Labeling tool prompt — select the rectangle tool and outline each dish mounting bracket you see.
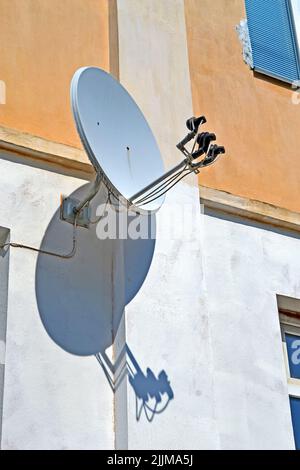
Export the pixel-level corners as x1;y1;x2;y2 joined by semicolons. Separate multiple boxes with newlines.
60;173;103;228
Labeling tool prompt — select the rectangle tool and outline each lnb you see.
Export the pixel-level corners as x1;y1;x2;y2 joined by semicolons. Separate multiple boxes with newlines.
186;115;207;132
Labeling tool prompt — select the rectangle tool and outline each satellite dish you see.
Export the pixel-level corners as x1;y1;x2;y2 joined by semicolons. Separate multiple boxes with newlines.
71;66;165;213
60;66;225;225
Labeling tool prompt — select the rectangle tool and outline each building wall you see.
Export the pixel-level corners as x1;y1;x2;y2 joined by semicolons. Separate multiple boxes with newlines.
0;0;299;450
185;0;300;213
0;226;9;446
116;0;207;449
115;0;300;449
198;207;298;449
121;191;300;450
1;162;296;449
0;0;110;147
0;157;115;449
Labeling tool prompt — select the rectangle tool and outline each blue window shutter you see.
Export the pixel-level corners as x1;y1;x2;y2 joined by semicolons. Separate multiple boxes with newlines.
290;397;300;450
245;0;300;83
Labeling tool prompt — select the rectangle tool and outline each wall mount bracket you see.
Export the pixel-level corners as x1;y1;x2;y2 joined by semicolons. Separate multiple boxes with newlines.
60;196;90;228
60;172;103;229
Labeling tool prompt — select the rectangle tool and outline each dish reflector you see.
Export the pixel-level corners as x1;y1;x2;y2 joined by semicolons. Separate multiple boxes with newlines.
71;67;165;213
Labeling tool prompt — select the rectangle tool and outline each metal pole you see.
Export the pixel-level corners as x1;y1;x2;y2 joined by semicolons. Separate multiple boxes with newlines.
73;172;103;214
129;159;187;203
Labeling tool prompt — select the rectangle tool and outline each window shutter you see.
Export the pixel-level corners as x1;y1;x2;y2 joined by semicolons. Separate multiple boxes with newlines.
245;0;300;82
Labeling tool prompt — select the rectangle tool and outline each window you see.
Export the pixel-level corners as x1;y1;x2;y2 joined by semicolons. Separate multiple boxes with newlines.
285;332;300;379
290;397;300;449
245;0;300;83
279;306;300;449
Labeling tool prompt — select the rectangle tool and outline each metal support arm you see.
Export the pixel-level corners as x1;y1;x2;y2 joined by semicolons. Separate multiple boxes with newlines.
129;160;186;204
73;172;103;214
60;172;103;228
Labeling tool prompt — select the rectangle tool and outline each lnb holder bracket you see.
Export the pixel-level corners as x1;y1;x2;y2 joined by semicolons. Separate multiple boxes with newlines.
60;196;90;229
60;173;103;229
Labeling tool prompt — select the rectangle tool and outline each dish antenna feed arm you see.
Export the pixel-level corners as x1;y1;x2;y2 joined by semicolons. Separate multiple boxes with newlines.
129;116;225;208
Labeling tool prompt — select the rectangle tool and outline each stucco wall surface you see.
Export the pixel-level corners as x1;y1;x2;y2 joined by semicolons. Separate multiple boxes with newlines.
0;0;110;147
0;156;114;449
198;209;298;449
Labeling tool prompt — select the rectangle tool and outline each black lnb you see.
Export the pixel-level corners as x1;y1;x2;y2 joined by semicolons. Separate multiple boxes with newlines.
202;133;216;153
186;115;206;132
211;145;225;157
196;131;209;146
203;145;225;165
192;132;216;159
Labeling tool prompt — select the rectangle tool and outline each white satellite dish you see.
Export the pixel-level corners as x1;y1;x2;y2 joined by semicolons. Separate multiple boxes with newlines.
71;66;165;213
60;66;225;226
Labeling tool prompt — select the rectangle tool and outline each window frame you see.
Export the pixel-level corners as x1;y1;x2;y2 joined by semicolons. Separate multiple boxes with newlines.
289;0;300;61
280;318;300;398
287;0;300;79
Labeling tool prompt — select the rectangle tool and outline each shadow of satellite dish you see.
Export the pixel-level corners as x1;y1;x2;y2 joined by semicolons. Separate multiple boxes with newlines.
35;182;156;356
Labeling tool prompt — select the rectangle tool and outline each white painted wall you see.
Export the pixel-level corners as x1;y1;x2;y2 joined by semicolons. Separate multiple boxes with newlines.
1;161;297;449
117;0;194;170
116;198;298;449
0;155;115;449
197;209;298;449
116;0;212;449
124;185;215;449
115;0;297;450
0;226;9;446
0;0;297;450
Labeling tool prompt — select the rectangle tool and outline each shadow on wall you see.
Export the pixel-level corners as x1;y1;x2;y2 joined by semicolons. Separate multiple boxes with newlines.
35;182;156;356
96;344;174;422
35;182;173;420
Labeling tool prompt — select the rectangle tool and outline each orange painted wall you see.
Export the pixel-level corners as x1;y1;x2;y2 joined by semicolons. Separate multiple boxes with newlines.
185;0;300;213
0;0;110;148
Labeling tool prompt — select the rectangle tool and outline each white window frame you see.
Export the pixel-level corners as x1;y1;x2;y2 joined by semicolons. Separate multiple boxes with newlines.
280;315;300;399
291;0;300;50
